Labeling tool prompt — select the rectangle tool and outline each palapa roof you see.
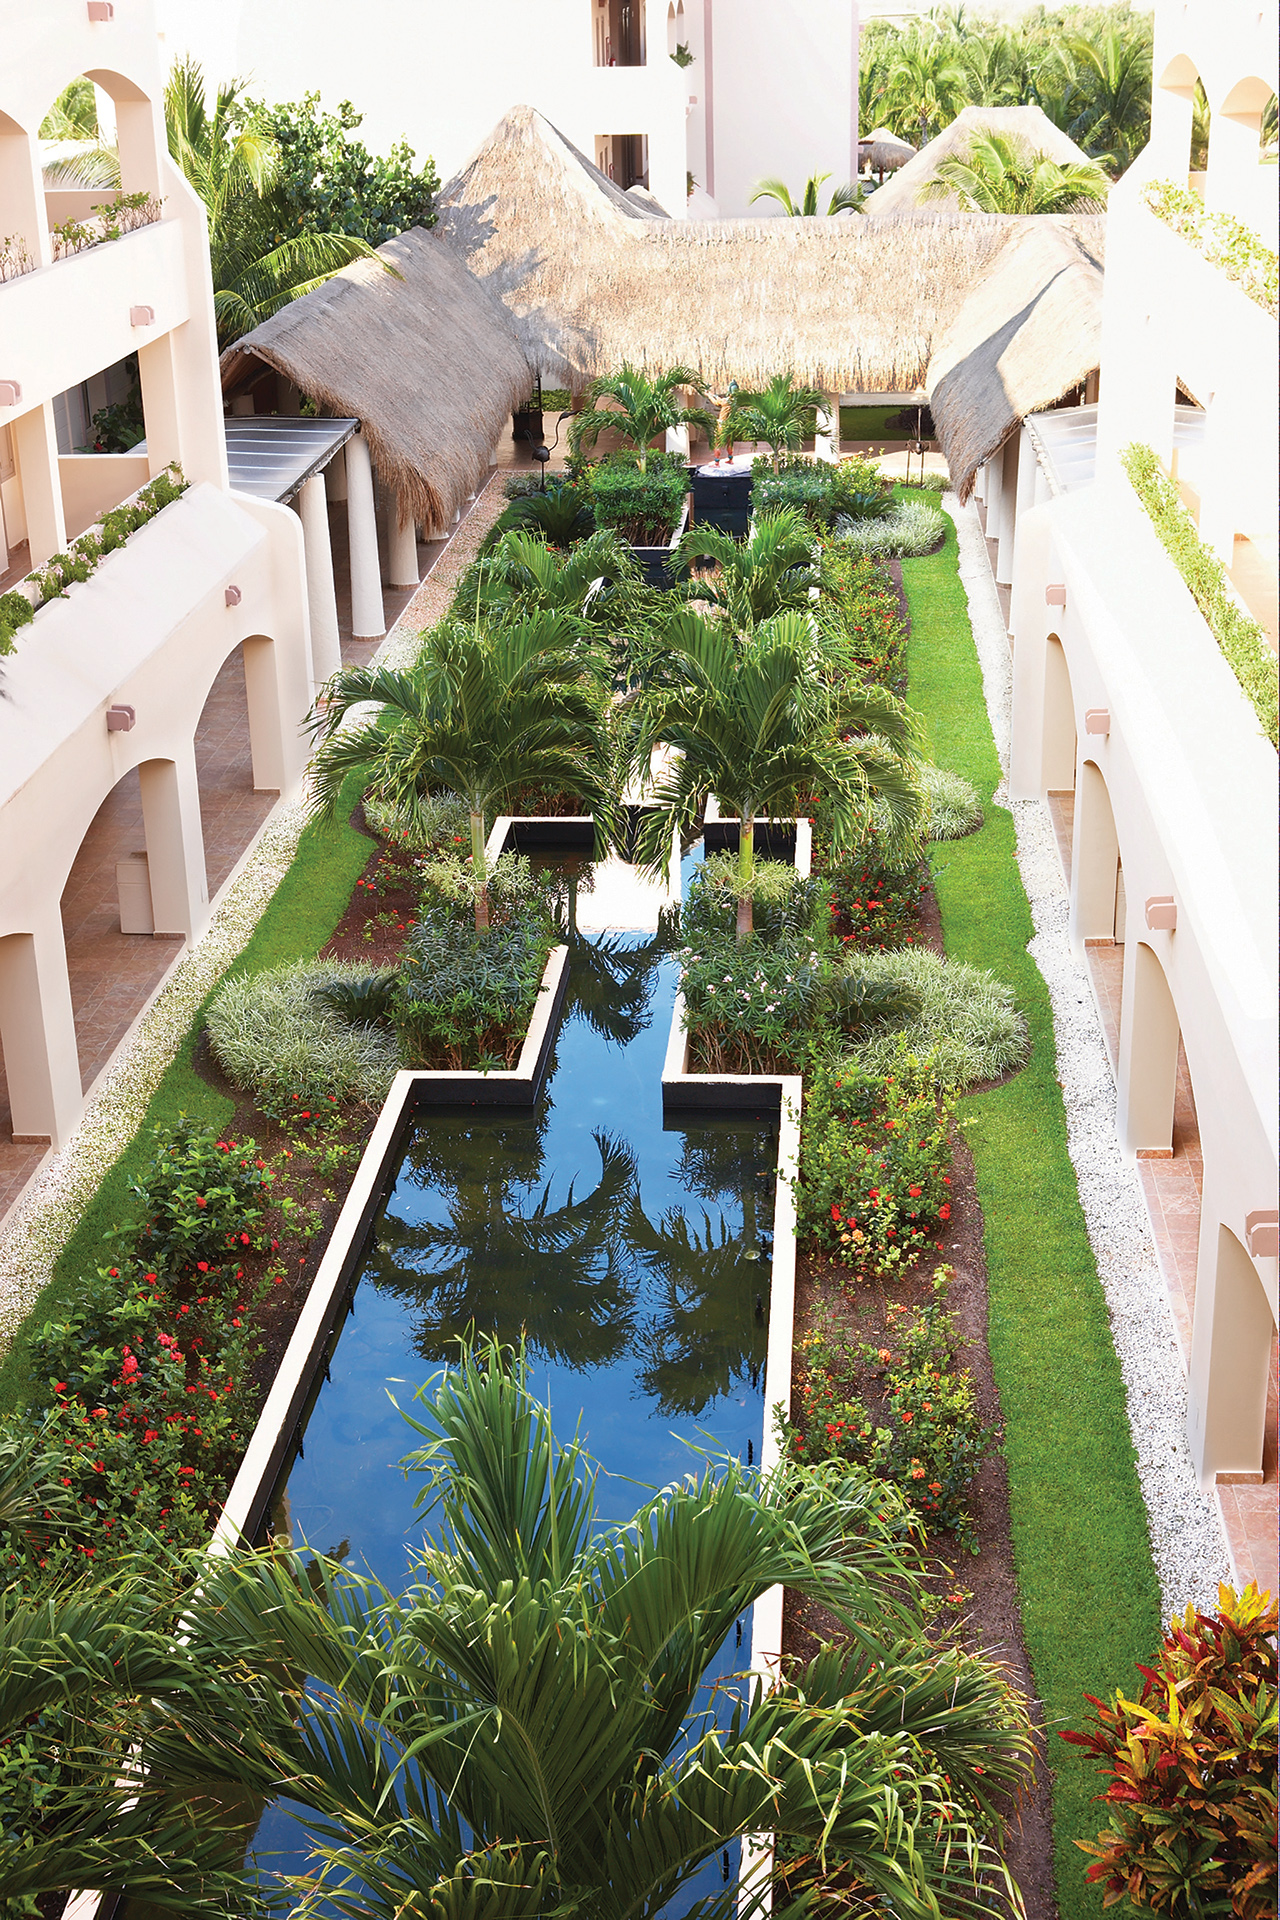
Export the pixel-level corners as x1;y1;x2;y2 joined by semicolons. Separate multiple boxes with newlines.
858;127;916;172
438;106;1027;394
867;104;1098;215
927;215;1105;501
219;227;532;530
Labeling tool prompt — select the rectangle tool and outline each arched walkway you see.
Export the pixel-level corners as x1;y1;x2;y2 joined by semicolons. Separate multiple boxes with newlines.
195;641;278;897
1192;1226;1278;1583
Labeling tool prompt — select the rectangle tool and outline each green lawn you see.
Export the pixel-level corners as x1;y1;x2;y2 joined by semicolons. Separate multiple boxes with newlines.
0;790;372;1419
902;513;1161;1916
840;404;925;442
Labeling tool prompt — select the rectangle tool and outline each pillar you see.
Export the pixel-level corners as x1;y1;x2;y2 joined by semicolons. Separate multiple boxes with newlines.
297;474;342;683
814;393;841;462
1009;426;1039;585
0;118;51;270
1116;940;1180;1155
139;753;209;941
11;402;66;565
345;432;384;640
0;918;82;1146
1070;760;1120;946
324;446;348;502
665;423;690;457
1188;1226;1275;1483
242;636;287;792
994;436;1020;586
388;497;420;589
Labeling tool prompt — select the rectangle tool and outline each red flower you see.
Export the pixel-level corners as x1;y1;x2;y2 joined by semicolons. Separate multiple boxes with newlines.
938;1203;951;1220
908;1185;922;1197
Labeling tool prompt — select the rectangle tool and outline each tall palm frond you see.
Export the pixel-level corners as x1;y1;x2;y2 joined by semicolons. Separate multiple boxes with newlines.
919;131;1110;212
1064;29;1152;174
749;173;864;216
722;373;825;469
881;32;968;147
671;507;818;625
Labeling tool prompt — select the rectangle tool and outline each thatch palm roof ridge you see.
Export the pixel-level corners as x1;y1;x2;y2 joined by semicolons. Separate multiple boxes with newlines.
219;226;532;531
869;105;1097;215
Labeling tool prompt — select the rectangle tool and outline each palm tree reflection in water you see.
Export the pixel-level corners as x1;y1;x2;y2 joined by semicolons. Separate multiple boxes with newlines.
363;922;774;1421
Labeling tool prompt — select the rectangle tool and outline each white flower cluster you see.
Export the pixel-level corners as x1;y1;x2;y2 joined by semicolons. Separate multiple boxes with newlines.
945;495;1231;1611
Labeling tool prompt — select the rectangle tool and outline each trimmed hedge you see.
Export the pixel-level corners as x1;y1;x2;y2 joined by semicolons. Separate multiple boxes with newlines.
902;512;1162;1919
1122;442;1278;748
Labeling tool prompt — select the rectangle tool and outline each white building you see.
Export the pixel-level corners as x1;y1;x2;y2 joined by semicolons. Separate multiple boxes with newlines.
0;0;313;1153
156;0;862;220
982;0;1277;1527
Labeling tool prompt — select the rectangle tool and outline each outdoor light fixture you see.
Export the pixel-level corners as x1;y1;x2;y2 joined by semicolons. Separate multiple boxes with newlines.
106;704;136;732
224;584;242;607
1144;895;1176;932
87;1;114;18
0;382;21;408
1245;1211;1279;1258
129;305;155;328
1045;583;1067;606
1084;708;1110;734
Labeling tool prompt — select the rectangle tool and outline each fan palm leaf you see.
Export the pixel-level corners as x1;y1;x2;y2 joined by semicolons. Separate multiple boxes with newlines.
919;131;1109;212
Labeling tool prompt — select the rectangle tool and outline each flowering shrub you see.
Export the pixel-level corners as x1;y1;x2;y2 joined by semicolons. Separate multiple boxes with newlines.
797;1053;955;1279
787;1276;997;1550
822;843;926;950
1062;1582;1278;1918
681;936;824;1073
106;1122;274;1274
816;547;909;685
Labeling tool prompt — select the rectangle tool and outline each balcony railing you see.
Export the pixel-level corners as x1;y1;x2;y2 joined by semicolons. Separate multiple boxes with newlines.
0;191;163;284
1142;178;1279;318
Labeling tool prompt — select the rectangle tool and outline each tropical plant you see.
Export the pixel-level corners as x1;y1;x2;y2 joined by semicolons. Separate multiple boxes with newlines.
632;613;923;939
163;58;391;342
881;30;968;146
161;1342;1036;1916
723;372;825;469
251;91;437;246
205;959;401;1112
923;763;983;839
834;496;948;557
748;172;863;216
394;903;554;1068
918;130;1110;213
671;507;818;625
840;945;1027;1088
570;363;713;470
958;29;1032;108
1061;27;1153;173
38;79;121;189
585;453;690;545
307;615;615;930
1061;1582;1277;1918
481;483;597;550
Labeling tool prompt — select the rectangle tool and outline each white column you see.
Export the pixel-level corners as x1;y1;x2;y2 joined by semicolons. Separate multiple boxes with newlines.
814;393;841;462
1009;426;1040;587
297;474;342;683
139;752;209;941
665;423;690;457
0;917;82;1146
11;403;66;566
241;635;289;792
324;445;348;502
388;498;420;589
1188;1220;1275;1484
994;436;1020;586
344;432;385;640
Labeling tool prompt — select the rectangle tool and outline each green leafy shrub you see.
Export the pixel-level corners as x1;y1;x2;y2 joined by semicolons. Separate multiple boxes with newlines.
788;1277;998;1551
752;455;892;529
106;1122;274;1275
394;906;553;1068
834;497;948;557
0;589;33;656
796;1052;955;1279
822;840;927;950
1143;179;1279;316
815;547;909;684
680;934;823;1073
482;482;596;551
923;764;982;840
843;947;1027;1089
205;959;401;1112
1062;1582;1278;1917
1122;443;1278;748
585;452;688;545
683;855;824;947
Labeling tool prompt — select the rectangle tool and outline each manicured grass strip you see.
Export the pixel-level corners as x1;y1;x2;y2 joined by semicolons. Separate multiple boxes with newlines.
902;518;1161;1919
840;404;920;442
0;788;372;1418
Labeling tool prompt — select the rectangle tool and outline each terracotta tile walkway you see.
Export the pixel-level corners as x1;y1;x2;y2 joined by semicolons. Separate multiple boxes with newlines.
1043;787;1277;1592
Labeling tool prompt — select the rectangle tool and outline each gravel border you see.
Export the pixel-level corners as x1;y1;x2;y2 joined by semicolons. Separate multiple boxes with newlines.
0;477;509;1347
944;494;1231;1612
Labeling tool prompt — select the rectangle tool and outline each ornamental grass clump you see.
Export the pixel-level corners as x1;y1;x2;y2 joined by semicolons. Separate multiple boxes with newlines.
844;946;1027;1089
923;763;983;840
205;959;401;1113
834;496;947;558
1062;1582;1277;1919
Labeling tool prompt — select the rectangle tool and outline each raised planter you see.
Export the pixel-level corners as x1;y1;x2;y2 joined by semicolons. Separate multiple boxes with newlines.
688;459;753;537
625;495;689;590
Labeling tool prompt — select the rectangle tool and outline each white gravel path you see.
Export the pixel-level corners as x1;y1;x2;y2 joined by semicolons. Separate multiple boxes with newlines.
944;494;1231;1613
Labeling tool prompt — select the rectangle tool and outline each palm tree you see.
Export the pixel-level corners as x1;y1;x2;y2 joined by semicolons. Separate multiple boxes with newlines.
164;58;388;342
163;1343;1035;1915
307;614;615;930
749;172;863;215
633;613;923;940
959;30;1031;108
570;363;713;472
919;131;1110;213
721;373;825;469
1063;29;1152;174
480;483;597;550
670;507;818;626
38;79;121;188
881;30;968;147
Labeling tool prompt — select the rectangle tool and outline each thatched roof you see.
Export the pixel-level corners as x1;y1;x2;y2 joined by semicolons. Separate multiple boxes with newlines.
927;216;1105;501
219;227;532;530
437;107;1048;394
868;105;1097;215
859;128;916;173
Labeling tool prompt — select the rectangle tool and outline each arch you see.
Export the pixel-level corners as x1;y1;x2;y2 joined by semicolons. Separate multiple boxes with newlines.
1042;633;1076;794
1071;759;1122;945
40;66;161;202
1194;1225;1276;1481
1153;52;1207;181
1218;74;1275;121
1157;52;1201;99
193;640;277;900
1117;940;1180;1155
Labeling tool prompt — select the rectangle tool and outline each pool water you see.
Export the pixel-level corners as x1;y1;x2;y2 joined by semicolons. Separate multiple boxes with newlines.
250;906;780;1908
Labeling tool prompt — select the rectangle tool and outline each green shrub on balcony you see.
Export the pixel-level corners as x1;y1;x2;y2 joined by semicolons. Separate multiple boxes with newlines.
1143;179;1279;317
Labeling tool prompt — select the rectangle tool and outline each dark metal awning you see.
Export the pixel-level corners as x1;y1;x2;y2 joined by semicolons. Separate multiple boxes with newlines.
223;415;360;504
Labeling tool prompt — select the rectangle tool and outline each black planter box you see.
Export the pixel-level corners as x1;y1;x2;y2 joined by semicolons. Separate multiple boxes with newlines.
512;407;545;443
689;464;752;536
626;497;689;590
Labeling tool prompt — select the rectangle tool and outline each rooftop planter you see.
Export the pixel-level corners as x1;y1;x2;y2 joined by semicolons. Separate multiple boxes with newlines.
585;450;690;588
